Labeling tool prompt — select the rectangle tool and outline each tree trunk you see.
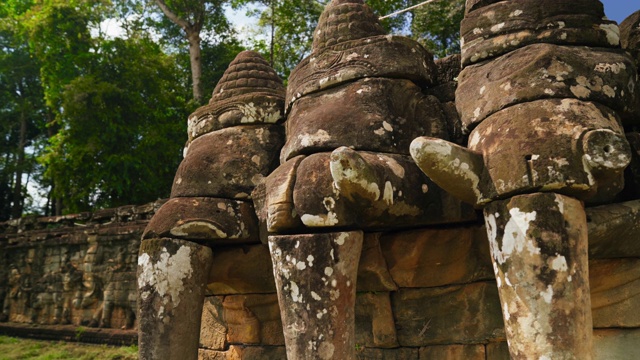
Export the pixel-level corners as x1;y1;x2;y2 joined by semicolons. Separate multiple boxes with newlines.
187;31;203;103
11;111;27;219
270;0;275;67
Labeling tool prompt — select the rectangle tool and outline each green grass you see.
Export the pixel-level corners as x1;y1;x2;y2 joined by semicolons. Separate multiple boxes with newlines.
0;336;138;360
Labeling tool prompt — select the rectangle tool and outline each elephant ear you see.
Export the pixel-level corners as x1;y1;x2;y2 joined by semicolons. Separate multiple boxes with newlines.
410;136;492;207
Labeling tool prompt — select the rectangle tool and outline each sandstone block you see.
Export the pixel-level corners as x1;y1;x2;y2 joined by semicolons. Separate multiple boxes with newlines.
269;231;363;360
356;348;419;360
286;36;436;109
200;296;227;350
460;0;618;66
590;258;640;328
172;125;284;199
281;78;447;162
418;344;485;360
485;342;510;360
252;155;305;234
380;226;493;288
357;233;397;292
392;282;504;346
292;151;476;230
593;328;640;360
206;245;275;295
355;292;398;348
199;345;287;360
620;10;640;66
143;197;259;245
587;200;640;259
622;132;640;198
468;99;629;202
457;44;637;128
434;54;461;85
223;294;284;346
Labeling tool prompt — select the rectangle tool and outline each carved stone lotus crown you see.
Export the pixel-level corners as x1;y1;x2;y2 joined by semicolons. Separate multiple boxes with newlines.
187;51;285;144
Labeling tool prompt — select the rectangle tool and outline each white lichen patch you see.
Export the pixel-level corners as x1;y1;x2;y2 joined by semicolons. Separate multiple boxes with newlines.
540;285;554;304
324;267;334;276
487;208;538;265
138;246;194;316
301;213;339;227
599;23;621;46
311;291;322;301
170;221;228;239
509;10;523;17
298;129;331;147
383;181;394;205
290;281;302;303
550;255;568;272
594;62;626;74
335;233;348;245
491;23;505;33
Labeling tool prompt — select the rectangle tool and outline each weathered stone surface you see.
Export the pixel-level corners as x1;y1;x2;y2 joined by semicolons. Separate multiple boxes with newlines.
484;193;593;360
355;292;398;348
587;200;640;259
468;99;629;202
138;238;213;360
418;344;485;360
198;345;287;360
434;54;461;85
253;155;305;234
282;78;447;162
356;348;418;360
380;226;493;288
457;44;637;128
425;82;456;103
392;282;504;346
440;101;465;145
143;197;259;245
357;233;397;292
622;132;640;198
269;231;363;360
187;51;285;143
464;0;501;15
206;245;275;295
410;137;493;207
593;328;640;360
460;0;619;66
485;342;510;360
223;294;284;346
173;125;284;199
620;10;640;65
200;296;227;350
590;258;640;328
292;150;476;230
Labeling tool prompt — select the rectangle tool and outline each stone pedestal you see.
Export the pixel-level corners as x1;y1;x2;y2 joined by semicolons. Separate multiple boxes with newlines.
269;231;363;360
137;238;213;360
484;193;593;360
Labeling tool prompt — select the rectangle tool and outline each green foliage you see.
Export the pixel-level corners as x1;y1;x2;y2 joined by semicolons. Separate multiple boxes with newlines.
41;36;189;212
0;22;48;220
411;0;464;58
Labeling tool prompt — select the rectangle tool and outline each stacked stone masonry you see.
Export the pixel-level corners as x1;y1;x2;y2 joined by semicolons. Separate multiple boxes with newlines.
1;0;640;359
2;200;640;357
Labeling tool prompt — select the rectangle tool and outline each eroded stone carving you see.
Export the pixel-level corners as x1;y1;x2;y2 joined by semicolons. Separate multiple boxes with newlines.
252;1;474;358
411;2;636;359
137;51;285;360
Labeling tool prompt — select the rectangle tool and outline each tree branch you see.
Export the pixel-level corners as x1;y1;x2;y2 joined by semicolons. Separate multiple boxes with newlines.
154;0;191;31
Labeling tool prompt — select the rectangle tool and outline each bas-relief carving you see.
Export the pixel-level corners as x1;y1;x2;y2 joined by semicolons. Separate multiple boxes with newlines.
0;237;139;329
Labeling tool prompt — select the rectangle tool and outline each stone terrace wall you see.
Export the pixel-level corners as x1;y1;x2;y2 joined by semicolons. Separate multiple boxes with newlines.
0;200;165;342
1;200;640;357
196;199;640;360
